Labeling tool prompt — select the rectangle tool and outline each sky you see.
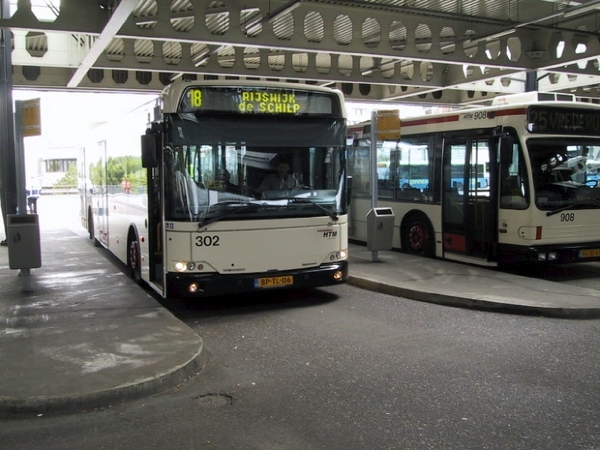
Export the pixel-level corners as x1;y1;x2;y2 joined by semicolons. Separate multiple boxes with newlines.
12;90;156;148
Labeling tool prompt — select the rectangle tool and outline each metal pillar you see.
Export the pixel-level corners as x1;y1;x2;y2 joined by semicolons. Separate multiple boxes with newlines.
370;109;379;262
525;71;538;92
0;0;17;238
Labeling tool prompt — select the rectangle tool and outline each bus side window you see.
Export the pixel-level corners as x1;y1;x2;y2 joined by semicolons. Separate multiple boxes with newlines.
500;140;529;209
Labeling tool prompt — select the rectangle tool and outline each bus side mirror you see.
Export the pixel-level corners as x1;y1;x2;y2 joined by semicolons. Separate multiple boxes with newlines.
499;136;514;166
141;133;158;168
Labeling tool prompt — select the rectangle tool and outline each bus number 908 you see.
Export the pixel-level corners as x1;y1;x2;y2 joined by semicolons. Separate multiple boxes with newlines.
560;213;575;222
195;235;220;246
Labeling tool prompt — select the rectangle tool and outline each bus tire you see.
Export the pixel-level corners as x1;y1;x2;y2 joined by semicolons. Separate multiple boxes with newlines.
128;231;142;283
401;213;434;258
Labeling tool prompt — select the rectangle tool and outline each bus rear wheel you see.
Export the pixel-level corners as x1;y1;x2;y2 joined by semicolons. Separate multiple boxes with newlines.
402;214;434;257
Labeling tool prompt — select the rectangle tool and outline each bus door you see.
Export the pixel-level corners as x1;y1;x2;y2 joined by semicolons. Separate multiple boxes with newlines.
96;140;109;245
147;155;163;286
442;137;496;260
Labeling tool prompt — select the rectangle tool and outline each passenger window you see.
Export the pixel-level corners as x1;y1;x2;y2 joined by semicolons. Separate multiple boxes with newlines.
396;136;434;202
377;142;394;199
500;138;529;209
347;144;371;197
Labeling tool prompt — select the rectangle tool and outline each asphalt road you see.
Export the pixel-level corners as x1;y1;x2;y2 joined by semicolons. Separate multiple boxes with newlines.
3;282;600;450
3;195;600;449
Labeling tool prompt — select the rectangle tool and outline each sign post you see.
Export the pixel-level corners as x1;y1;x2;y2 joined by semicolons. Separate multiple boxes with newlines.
369;110;400;261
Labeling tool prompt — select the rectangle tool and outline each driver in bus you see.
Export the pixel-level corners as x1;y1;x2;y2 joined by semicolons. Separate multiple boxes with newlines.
258;160;300;192
218;169;241;194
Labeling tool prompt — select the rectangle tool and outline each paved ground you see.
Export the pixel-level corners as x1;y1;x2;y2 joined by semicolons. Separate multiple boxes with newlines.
348;246;600;318
1;195;599;416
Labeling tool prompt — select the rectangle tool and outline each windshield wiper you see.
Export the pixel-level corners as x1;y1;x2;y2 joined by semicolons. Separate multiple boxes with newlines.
288;198;338;221
545;199;599;217
198;202;260;228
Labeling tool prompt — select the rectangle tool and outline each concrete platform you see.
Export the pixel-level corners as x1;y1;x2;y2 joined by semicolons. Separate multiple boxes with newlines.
348;245;600;319
0;225;207;416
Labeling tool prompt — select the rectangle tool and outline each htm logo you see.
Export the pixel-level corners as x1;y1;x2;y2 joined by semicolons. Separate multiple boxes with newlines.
322;230;337;238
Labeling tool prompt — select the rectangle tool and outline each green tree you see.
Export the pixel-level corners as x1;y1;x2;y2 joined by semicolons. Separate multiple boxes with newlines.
53;162;77;187
105;156;145;187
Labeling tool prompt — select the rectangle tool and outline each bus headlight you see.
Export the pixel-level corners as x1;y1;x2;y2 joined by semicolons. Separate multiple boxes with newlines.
537;253;547;261
327;249;348;262
548;251;558;261
174;261;199;272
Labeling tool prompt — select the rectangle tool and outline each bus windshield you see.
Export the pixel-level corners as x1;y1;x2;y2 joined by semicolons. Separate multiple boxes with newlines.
164;115;346;222
527;138;600;211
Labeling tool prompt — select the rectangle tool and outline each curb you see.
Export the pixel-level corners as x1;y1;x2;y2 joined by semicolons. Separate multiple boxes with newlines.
347;275;600;320
0;341;209;416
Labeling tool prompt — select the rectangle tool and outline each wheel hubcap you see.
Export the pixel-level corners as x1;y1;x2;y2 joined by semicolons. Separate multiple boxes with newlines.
409;224;428;251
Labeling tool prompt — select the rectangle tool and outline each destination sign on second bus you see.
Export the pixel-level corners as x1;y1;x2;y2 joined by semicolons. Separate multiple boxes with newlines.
180;87;337;117
528;106;600;135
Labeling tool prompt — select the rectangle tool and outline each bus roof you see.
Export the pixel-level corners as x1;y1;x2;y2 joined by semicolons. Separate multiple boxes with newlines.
348;93;600;138
491;91;576;106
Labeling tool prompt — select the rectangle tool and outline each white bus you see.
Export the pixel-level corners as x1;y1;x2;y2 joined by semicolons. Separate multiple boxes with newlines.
348;92;600;266
79;80;349;298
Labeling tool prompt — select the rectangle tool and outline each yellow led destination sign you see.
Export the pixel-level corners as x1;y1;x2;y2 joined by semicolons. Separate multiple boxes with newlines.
238;91;300;113
179;86;337;117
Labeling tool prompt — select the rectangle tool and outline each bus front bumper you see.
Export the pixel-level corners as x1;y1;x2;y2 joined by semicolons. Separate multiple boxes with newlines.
166;261;348;298
498;242;600;264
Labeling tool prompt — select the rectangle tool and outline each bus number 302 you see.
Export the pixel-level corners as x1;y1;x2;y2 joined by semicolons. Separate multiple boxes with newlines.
560;213;575;222
195;235;220;246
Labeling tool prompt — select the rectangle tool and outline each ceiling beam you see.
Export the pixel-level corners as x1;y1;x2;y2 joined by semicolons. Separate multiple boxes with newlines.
67;0;140;88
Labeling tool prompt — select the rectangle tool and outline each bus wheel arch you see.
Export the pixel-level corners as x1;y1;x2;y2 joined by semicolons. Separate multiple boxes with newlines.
88;207;101;247
127;226;142;283
400;212;435;258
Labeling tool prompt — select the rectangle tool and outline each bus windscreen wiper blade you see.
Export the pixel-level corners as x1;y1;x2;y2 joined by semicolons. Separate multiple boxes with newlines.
545;200;598;217
198;202;260;227
546;204;577;217
289;198;338;221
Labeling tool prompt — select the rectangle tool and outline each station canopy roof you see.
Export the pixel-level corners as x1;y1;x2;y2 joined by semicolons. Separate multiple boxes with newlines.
2;0;600;106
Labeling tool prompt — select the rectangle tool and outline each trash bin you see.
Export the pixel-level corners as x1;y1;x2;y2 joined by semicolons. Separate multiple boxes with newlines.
366;207;395;251
7;214;42;269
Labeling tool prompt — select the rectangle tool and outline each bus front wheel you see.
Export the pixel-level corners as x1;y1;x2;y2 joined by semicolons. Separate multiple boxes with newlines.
402;214;434;258
128;236;142;283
